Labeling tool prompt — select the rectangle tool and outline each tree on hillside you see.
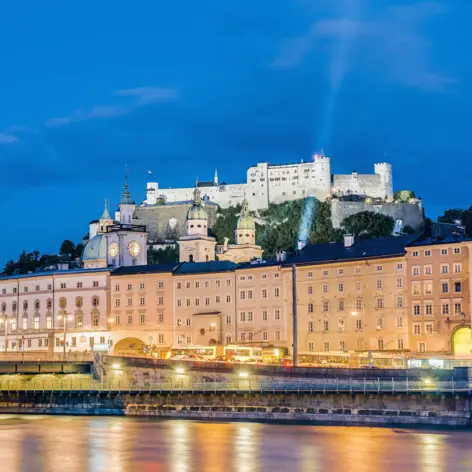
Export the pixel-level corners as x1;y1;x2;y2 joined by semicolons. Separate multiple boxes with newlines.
308;201;342;244
147;246;179;265
394;190;416;202
59;239;76;256
212;204;242;244
341;211;394;238
437;207;472;235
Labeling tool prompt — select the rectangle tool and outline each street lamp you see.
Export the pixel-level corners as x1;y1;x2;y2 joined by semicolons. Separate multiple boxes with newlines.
57;314;73;359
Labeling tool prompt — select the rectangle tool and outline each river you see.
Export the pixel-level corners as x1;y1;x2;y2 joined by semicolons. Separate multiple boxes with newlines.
0;416;471;471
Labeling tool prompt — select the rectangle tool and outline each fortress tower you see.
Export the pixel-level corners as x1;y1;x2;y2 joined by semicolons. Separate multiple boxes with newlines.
374;162;393;201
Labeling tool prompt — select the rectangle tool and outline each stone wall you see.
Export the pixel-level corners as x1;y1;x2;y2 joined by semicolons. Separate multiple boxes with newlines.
331;199;424;229
133;203;218;243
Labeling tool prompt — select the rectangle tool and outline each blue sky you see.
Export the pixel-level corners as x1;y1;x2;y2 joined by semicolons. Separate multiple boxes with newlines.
0;0;470;263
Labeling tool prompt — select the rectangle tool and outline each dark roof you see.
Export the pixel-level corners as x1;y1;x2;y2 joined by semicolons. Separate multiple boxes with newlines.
111;263;177;276
197;181;216;188
408;233;472;247
237;260;280;270
284;233;421;266
0;267;110;281
174;260;237;275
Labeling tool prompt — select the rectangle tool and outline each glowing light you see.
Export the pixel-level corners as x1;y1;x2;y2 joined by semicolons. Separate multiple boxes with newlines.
423;378;433;385
351;311;358;316
273;349;280;357
297;196;316;246
239;372;249;378
112;363;121;369
176;367;185;374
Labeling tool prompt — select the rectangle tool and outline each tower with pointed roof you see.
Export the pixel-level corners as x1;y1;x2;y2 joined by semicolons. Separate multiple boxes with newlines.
178;186;216;262
99;199;113;234
218;198;263;263
119;175;136;225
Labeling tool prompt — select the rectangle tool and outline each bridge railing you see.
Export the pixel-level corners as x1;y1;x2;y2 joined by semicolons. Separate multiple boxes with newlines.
0;377;469;394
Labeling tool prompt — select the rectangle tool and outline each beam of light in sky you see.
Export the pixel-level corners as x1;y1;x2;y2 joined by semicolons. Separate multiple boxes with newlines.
315;0;365;152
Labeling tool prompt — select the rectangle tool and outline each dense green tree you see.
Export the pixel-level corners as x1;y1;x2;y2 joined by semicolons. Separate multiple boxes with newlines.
341;211;394;238
394;190;416;202
211;204;242;244
437;208;465;225
74;243;84;259
59;239;76;256
147;246;179;265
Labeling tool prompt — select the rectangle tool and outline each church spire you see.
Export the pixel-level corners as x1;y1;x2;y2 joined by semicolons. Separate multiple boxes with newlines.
214;168;218;186
120;170;135;205
100;198;111;220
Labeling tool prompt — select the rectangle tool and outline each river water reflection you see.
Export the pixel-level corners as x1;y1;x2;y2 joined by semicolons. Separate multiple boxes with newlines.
1;416;471;472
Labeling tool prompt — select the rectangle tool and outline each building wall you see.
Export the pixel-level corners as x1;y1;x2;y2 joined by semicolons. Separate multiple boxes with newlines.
330;199;424;229
236;265;288;349
109;272;174;353
0;270;110;354
133;202;218;243
287;256;409;356
406;242;472;354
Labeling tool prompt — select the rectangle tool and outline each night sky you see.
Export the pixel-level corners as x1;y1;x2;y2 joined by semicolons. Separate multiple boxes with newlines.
0;0;469;264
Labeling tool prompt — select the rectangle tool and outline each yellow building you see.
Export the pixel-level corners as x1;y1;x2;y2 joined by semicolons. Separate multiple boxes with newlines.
405;235;472;356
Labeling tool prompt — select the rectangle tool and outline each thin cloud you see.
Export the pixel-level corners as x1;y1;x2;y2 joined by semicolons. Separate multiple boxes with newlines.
272;1;456;92
44;86;180;128
114;87;179;104
0;132;19;144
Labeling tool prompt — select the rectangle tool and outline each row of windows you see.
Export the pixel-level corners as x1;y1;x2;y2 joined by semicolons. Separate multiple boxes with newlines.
240;330;281;342
306;339;405;352
307;297;394;312
175;295;232;308
412;322;439;335
411;247;461;257
1;280;101;295
411;263;462;276
412;302;462;316
1;296;101;313
115;282;152;292
176;279;232;290
2;313;104;331
240;288;280;299
412;281;462;295
239;309;281;323
307;317;404;333
304;263;403;279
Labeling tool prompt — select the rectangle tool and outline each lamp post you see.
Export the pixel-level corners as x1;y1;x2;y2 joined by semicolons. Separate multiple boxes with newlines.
57;313;73;360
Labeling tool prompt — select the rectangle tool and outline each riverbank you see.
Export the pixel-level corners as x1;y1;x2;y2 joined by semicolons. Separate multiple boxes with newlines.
0;389;470;427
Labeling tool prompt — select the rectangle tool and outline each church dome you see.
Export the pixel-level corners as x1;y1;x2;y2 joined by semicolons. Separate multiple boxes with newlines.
236;199;255;230
82;234;107;262
187;187;208;221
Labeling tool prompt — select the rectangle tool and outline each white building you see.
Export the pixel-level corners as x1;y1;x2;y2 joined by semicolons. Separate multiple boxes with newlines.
142;154;394;211
0;268;110;356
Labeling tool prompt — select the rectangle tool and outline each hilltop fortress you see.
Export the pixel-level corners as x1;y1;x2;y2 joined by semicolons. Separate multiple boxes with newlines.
144;153;394;211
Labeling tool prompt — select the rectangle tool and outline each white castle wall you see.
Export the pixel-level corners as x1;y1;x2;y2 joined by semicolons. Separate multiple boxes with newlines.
141;157;393;211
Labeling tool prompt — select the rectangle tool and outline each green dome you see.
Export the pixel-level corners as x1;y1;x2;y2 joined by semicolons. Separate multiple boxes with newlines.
237;199;255;230
187;203;208;220
187;186;208;220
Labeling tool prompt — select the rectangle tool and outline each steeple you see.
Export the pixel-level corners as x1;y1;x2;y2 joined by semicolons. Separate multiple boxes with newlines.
214;168;218;186
120;175;135;205
100;198;111;220
192;183;202;205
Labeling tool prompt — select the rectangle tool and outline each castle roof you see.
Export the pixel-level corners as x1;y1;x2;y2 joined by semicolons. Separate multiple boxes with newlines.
112;263;178;276
174;260;237;275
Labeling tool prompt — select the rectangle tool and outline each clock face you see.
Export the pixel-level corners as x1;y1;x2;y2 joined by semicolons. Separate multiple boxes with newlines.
128;240;140;258
109;242;119;258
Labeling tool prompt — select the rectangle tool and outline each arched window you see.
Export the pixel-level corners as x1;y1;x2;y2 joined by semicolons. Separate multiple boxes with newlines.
92;296;99;308
47;298;52;310
34;300;40;310
206;255;209;261
59;297;67;309
92;314;100;327
1;303;6;313
189;255;194;262
12;302;17;312
23;301;28;311
75;297;83;308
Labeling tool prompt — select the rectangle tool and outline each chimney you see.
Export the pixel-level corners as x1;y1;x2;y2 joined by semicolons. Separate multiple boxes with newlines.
344;234;354;248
